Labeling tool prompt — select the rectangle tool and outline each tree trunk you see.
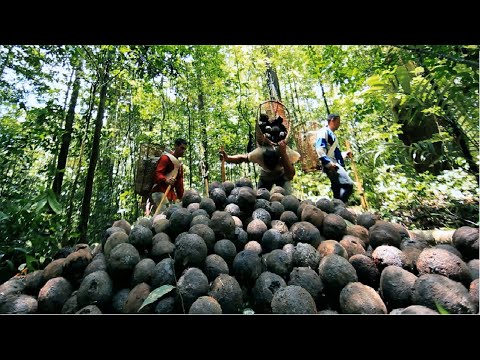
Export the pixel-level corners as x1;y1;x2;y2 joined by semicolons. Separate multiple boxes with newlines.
233;52;256;184
198;90;209;195
262;46;282;102
319;81;330;115
306;46;330;115
62;66;75;112
52;63;82;197
62;80;97;245
266;64;282;102
184;96;193;188
286;76;299;126
79;64;110;243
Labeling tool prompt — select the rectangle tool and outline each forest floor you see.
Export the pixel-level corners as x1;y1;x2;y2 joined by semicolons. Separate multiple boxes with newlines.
381;198;478;230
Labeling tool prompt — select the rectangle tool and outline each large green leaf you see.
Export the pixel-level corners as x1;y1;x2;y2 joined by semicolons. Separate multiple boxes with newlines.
46;189;62;214
365;75;389;92
396;66;411;94
25;254;39;271
138;285;175;312
35;197;48;214
0;211;8;222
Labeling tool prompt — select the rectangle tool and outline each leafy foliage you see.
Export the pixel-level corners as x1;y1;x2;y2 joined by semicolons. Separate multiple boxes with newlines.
0;188;64;282
0;45;478;278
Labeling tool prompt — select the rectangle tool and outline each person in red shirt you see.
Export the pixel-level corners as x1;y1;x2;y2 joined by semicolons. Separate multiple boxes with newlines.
150;138;188;211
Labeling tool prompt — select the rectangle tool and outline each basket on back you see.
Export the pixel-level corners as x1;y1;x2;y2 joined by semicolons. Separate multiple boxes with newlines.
134;143;165;196
294;129;321;173
255;100;291;146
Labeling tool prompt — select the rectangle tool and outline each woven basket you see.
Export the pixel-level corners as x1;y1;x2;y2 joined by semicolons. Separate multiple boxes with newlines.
294;129;321;173
134;143;165;196
255;100;291;146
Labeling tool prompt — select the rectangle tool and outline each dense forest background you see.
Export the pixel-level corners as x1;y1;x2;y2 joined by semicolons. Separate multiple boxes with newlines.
0;45;478;278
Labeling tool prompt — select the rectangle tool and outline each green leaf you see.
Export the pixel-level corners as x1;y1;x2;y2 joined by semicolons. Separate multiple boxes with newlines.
46;189;62;214
373;149;384;167
32;189;48;203
0;211;8;222
138;285;175;312
35;197;48;214
5;259;15;271
365;75;389;92
435;301;449;314
413;66;424;75
119;45;130;54
25;255;39;271
396;66;411;94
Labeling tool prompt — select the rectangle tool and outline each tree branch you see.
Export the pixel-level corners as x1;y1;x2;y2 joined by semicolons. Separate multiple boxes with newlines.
395;45;478;67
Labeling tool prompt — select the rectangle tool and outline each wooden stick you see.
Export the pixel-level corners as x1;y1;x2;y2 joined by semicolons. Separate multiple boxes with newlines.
204;177;209;197
345;140;369;210
153;184;172;217
221;145;226;182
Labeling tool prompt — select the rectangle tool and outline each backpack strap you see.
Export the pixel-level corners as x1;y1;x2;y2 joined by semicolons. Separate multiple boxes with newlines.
318;127;338;159
163;152;181;179
327;135;338;158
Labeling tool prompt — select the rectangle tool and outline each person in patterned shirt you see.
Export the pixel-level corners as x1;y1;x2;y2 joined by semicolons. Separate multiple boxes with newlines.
219;139;300;195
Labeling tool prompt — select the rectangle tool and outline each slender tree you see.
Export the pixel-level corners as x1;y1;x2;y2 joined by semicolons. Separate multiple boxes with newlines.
79;52;112;243
52;61;82;197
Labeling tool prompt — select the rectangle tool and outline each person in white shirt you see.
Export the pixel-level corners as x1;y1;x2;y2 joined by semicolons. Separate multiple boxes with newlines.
315;114;354;203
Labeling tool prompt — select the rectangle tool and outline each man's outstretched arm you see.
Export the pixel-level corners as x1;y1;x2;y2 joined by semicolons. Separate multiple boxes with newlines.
219;149;248;164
